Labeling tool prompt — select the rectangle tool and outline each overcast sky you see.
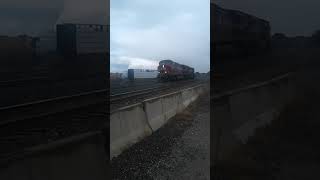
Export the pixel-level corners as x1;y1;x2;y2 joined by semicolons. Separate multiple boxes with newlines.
110;0;210;73
214;0;320;36
0;0;108;36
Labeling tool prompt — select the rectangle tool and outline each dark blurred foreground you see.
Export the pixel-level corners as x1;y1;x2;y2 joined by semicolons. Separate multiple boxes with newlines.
213;48;320;179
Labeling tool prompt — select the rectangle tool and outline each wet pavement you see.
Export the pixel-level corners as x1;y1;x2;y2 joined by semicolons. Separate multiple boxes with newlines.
111;89;210;180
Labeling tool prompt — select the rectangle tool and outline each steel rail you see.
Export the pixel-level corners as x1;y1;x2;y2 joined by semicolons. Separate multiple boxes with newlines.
110;84;164;96
0;89;107;126
0;79;201;125
110;79;203;103
110;86;167;103
111;79;197;96
0;72;106;87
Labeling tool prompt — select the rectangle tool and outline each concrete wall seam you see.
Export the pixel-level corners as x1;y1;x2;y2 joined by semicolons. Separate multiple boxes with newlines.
141;102;154;133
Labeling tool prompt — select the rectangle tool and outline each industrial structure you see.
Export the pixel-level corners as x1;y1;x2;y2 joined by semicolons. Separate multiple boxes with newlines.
56;23;109;56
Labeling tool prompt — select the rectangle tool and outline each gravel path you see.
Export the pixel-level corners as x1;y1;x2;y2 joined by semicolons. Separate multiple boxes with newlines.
111;89;210;180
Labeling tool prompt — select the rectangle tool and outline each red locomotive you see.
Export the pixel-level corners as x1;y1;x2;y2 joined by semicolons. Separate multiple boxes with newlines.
157;60;194;81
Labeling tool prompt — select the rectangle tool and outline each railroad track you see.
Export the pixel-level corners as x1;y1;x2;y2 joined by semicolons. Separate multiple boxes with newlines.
111;83;164;96
0;105;107;159
110;79;205;105
0;89;108;156
0;73;107;107
110;86;167;103
110;79;162;94
0;79;204;156
0;72;106;87
0;89;107;125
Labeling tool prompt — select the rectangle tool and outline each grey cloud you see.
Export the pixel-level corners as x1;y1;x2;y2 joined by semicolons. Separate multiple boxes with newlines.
57;0;109;25
0;0;62;8
0;0;108;36
111;0;210;73
215;0;320;36
0;8;60;36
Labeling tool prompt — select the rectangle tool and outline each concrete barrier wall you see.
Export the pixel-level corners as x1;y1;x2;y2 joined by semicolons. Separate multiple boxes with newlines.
181;87;195;108
180;85;204;109
111;84;206;159
144;91;181;132
0;132;108;180
233;108;281;143
212;74;292;163
228;77;289;133
110;103;152;158
162;92;181;121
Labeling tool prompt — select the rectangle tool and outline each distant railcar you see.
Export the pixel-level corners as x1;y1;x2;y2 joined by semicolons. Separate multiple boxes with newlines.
211;3;271;58
128;69;159;80
157;60;194;81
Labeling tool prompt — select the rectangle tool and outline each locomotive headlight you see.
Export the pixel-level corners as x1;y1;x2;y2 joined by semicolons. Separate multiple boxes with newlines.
163;65;165;68
165;71;167;73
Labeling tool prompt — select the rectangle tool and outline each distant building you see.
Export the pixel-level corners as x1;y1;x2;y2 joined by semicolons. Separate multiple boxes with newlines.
121;70;128;79
110;72;123;80
56;23;109;56
0;35;33;56
34;31;57;55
